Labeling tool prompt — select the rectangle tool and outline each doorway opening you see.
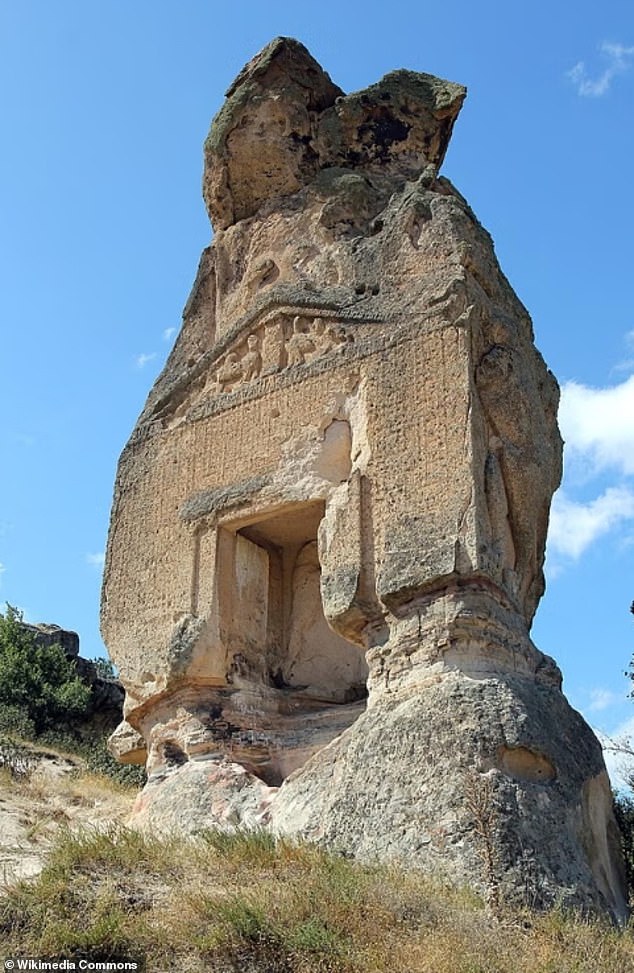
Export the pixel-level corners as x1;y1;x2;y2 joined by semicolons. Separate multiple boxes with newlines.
232;500;368;703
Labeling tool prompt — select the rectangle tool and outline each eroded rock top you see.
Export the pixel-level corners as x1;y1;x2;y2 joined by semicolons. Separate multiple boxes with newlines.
203;36;466;230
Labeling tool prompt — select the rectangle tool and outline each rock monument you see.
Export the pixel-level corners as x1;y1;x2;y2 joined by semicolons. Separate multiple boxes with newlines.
102;38;626;918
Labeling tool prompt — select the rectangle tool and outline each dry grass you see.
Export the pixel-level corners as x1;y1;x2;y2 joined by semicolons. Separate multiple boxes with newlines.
1;827;633;972
2;758;135;818
0;748;137;883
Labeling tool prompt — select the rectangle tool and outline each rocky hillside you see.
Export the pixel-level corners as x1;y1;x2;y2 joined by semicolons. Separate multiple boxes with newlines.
1;798;633;972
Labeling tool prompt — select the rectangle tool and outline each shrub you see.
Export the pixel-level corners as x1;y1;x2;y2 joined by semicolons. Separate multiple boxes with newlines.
92;657;116;679
0;606;144;789
84;735;146;788
37;725;146;788
0;702;36;739
0;605;91;733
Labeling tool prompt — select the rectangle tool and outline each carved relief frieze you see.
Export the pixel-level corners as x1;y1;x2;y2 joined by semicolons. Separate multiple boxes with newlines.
208;312;350;397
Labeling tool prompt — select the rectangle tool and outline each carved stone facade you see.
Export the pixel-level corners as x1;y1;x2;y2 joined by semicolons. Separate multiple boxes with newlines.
208;313;348;395
102;38;626;919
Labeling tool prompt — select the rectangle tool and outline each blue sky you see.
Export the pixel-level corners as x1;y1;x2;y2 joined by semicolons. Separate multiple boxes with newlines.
1;2;633;773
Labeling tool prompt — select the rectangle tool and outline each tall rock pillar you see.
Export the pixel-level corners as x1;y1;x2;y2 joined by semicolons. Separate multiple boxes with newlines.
102;38;626;919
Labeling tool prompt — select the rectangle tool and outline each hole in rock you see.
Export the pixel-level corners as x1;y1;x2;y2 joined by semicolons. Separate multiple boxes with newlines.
214;499;368;786
496;745;556;784
237;502;367;704
162;741;189;768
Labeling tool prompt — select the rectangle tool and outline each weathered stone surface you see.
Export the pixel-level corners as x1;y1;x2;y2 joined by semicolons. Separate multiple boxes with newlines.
26;622;79;658
20;621;124;719
74;655;124;720
202;37;463;232
107;719;146;765
102;39;626;920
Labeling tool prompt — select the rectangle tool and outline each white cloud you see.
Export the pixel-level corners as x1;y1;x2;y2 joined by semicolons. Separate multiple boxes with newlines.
567;41;634;97
588;687;624;713
0;562;5;586
548;486;634;559
163;327;176;342
135;352;157;369
546;356;634;566
612;331;634;373
86;552;105;568
559;375;634;477
612;358;634;374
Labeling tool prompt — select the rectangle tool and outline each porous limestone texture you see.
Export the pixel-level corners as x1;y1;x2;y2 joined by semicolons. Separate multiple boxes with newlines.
102;38;626;919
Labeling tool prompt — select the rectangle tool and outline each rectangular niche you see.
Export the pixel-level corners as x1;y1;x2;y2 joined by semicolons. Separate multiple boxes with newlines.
237;500;367;703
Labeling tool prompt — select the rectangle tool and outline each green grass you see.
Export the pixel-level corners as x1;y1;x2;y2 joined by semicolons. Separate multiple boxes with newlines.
1;827;634;972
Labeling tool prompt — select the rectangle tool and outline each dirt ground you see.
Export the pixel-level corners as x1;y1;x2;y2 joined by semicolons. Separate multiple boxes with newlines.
0;746;136;882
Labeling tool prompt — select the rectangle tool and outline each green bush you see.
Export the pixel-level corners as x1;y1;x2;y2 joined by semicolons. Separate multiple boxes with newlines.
36;724;146;788
92;656;116;679
0;606;144;789
0;702;36;740
0;605;91;733
84;735;146;788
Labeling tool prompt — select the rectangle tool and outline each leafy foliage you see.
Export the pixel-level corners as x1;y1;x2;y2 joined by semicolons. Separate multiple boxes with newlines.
92;656;116;679
83;734;146;787
34;724;146;788
0;605;144;787
0;605;91;733
0;702;36;740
